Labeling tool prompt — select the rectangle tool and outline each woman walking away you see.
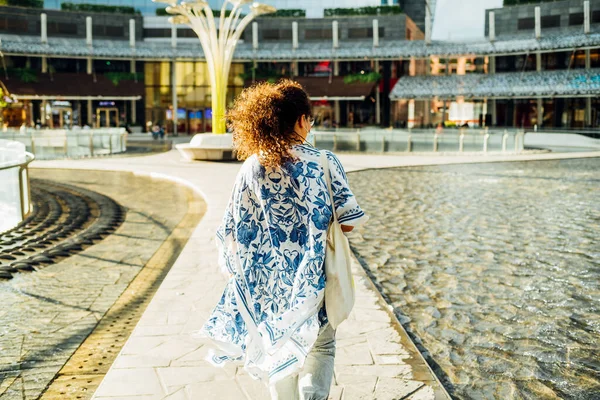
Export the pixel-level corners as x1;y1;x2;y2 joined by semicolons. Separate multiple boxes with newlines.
199;80;368;399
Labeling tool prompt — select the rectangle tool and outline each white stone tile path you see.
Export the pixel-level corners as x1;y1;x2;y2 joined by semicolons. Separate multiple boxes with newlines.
33;150;600;400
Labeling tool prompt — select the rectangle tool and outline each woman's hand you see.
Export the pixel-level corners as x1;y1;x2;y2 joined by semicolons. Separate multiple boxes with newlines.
341;225;354;233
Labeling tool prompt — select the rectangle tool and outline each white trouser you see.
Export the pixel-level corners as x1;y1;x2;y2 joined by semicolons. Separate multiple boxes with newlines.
269;322;336;400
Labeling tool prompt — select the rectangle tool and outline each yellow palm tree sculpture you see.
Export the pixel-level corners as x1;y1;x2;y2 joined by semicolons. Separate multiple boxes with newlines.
153;0;276;134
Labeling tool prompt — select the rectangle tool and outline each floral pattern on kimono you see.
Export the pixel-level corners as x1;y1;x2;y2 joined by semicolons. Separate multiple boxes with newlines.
200;144;368;384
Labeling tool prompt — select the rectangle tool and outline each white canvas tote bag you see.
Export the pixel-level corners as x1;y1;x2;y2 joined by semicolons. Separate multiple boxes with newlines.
320;151;355;329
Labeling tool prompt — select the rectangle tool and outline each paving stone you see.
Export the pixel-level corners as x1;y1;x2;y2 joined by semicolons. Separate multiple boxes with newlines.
406;384;436;400
95;368;164;397
235;373;272;400
367;327;408;356
373;378;425;400
335;342;374;365
185;379;245;399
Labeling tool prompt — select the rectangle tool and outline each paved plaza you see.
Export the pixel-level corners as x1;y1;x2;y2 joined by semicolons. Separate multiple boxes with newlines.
0;169;203;400
16;149;596;400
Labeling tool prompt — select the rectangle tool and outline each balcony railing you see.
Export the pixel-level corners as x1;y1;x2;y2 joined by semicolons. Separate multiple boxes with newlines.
0;128;127;160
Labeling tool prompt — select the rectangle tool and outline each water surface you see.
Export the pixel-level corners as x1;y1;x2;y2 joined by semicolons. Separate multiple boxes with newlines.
348;158;600;399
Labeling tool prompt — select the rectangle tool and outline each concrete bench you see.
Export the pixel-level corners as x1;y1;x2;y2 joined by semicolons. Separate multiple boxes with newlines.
176;133;236;161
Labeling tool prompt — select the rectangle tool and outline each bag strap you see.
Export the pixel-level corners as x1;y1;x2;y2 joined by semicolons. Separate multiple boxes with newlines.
320;151;338;224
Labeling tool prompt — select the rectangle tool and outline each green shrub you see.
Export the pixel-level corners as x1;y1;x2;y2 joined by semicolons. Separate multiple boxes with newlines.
61;2;139;15
343;72;381;84
105;72;143;86
263;9;306;18
0;0;43;8
503;0;558;6
324;5;402;17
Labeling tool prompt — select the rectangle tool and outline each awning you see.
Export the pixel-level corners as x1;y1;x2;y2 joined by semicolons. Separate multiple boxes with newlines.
5;72;144;100
389;69;600;100
294;77;376;101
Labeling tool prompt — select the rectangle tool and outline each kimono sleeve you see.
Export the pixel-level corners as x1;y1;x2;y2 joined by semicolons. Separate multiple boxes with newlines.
215;183;237;278
325;151;369;227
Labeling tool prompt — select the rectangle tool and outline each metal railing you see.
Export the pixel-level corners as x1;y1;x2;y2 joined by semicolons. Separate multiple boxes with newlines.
313;128;526;154
0;128;127;160
0;150;35;233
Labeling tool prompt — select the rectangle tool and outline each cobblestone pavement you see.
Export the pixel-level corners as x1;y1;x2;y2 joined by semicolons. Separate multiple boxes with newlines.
0;169;202;400
28;150;600;400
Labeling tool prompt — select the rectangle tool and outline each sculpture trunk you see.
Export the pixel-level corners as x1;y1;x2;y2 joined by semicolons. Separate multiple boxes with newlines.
211;69;227;134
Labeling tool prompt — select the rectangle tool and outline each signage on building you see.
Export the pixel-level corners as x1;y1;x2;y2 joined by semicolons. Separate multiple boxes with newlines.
52;101;71;107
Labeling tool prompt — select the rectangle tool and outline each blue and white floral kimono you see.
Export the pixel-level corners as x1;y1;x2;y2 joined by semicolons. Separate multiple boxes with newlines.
200;144;368;385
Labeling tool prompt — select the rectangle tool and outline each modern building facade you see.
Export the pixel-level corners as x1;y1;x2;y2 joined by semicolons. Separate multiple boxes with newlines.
1;0;599;133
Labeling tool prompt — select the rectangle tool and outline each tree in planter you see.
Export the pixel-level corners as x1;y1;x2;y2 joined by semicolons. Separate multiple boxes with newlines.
155;0;276;134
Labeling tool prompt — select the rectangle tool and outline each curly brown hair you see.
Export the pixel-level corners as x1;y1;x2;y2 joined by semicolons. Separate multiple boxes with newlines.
227;79;312;167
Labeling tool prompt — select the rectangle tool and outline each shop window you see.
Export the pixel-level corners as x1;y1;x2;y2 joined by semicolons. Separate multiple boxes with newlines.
517;17;534;30
592;10;600;23
569;12;584;26
305;29;332;40
541;15;560;29
2;18;28;33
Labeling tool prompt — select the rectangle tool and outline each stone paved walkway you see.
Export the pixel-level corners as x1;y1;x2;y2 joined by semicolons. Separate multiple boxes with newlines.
31;150;600;400
0;170;199;400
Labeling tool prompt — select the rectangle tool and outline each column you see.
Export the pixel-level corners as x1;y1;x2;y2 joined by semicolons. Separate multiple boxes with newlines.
489;55;497;126
408;100;415;129
536;51;542;128
585;46;592;126
332;20;339;49
372;19;379;47
130;60;137;124
382;61;391;127
86;16;93;46
87;99;92;126
292;21;298;49
129;19;135;48
585;97;592;127
40;13;47;44
488;11;495;41
374;60;380;125
584;1;590;34
334;61;340;125
171;60;178;135
86;16;93;75
172;25;177;48
40;10;47;72
537;98;543;128
252;22;258;50
534;6;541;39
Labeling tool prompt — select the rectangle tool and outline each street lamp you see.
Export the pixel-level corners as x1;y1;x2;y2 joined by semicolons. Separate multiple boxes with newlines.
153;0;276;134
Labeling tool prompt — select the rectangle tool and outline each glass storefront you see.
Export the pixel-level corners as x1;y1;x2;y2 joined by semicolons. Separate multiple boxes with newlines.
144;61;245;135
